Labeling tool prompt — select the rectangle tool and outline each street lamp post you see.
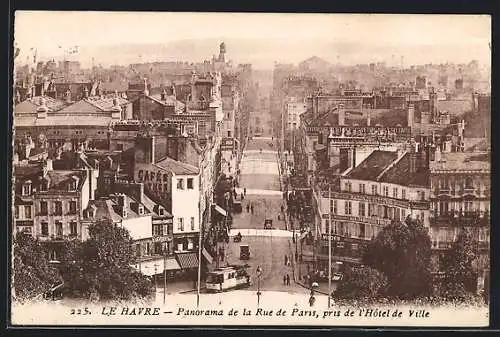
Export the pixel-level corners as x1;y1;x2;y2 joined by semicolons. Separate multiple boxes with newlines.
328;185;332;308
256;266;262;307
163;245;167;305
309;282;318;307
154;264;158;293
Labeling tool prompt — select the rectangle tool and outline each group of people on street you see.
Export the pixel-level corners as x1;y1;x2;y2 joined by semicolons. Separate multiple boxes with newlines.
246;203;254;214
282;254;292;286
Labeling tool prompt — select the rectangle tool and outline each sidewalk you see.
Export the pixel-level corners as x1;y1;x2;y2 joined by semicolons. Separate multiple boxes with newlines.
288;239;335;296
153;279;199;295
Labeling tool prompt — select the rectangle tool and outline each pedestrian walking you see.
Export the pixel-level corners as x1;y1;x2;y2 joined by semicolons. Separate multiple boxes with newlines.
283;275;287;285
250;204;254;214
246;204;250;213
286;274;291;286
244;187;247;196
241;192;244;200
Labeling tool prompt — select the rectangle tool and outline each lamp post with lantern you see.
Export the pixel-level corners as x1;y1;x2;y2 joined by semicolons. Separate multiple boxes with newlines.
256;265;262;306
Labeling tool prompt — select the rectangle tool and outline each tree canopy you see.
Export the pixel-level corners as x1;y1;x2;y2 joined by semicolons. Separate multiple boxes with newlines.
334;265;388;300
362;217;433;299
59;219;154;301
440;227;479;300
12;232;61;302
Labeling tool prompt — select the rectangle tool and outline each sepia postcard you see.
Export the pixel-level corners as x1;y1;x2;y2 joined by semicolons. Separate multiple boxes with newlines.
10;11;491;327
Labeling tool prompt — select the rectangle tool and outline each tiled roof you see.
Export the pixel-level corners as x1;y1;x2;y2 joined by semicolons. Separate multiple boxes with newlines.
14;96;67;114
464;138;490;152
142;193;172;217
437;100;471;116
346;150;399;181
87;194;152;223
379;153;429;187
302;108;408;128
85;96;130;111
149;94;186;109
429;152;490;172
154;157;199;175
43;170;87;192
369;109;407;127
99;81;128;92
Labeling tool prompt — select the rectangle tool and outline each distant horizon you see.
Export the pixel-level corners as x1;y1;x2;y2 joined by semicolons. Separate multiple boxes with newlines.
15;40;491;72
14;12;491;70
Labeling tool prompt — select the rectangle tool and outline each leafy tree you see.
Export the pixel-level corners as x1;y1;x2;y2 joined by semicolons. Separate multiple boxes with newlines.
12;232;61;302
363;217;433;299
440;227;479;300
59;219;154;301
334;265;388;300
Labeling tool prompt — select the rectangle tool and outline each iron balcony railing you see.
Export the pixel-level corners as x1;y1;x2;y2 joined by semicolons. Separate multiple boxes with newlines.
429;211;490;227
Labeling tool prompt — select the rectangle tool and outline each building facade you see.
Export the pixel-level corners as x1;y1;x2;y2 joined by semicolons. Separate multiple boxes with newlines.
315;149;430;267
429;150;490;292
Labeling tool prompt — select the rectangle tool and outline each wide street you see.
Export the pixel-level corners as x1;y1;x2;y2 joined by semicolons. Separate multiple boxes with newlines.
225;136;308;295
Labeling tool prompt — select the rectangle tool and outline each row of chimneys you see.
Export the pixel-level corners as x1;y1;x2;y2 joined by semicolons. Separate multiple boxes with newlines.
306;92;444;129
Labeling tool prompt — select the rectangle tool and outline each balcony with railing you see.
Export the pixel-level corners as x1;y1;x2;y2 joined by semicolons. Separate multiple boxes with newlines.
432;239;489;251
432;186;490;199
429;211;490;227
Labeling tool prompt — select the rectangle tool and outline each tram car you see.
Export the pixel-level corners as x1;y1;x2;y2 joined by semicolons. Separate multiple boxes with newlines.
205;265;251;292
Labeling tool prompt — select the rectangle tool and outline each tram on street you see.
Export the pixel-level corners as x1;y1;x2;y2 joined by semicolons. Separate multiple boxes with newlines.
205;265;251;292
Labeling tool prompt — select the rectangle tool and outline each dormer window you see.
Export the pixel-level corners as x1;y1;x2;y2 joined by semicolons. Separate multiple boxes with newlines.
158;207;165;216
40;179;48;192
86;204;97;218
22;181;32;196
138;205;144;215
68;176;79;191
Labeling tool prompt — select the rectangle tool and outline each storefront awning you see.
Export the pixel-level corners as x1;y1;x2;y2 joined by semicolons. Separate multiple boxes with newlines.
214;204;228;217
202;247;213;264
134;257;181;276
175;252;199;270
165;258;182;271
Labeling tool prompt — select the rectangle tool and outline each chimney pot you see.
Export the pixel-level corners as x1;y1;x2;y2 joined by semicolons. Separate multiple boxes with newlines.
338;103;345;126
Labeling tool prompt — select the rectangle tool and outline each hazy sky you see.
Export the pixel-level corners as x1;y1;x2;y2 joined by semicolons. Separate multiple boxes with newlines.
14;12;491;69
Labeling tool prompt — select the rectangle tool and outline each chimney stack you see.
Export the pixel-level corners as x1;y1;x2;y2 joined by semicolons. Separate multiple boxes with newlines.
407;103;415;128
435;145;442;162
458;119;465;138
366;107;371;126
171;83;176;99
143;78;149;96
84;86;89;98
410;151;417;173
36;97;49;118
131;182;144;204
65;89;71;103
111;97;122;119
149;136;155;164
429;88;438;121
45;159;53;172
161;88;167;101
338;103;345;126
